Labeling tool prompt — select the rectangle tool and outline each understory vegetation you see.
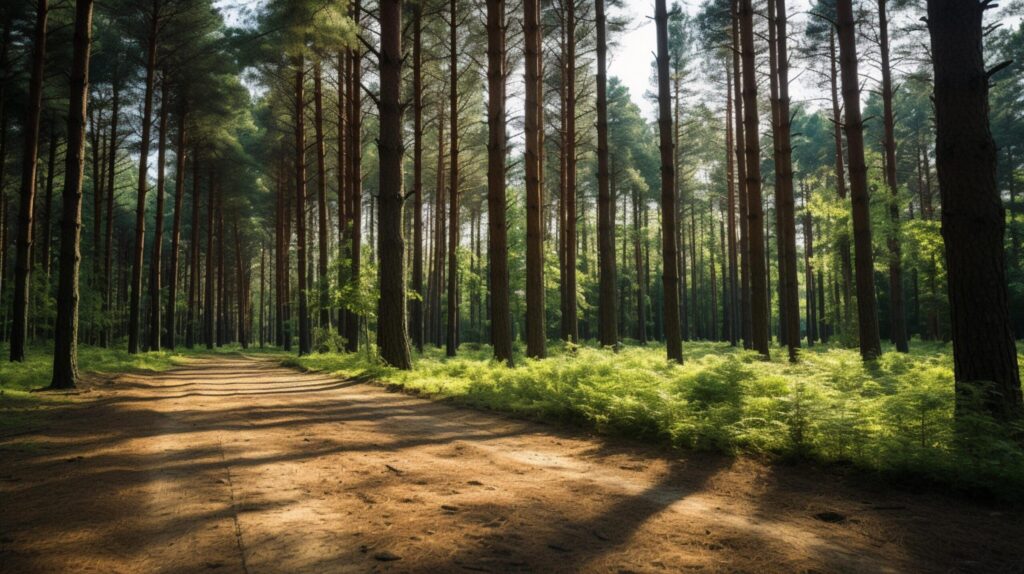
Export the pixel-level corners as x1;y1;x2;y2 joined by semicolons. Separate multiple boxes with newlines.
288;341;1024;501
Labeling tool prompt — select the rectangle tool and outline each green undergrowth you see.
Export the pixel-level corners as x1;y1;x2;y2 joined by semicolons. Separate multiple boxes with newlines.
287;340;1024;502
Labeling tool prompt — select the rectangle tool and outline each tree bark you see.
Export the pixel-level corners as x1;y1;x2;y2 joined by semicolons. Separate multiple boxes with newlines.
411;4;425;353
50;0;94;388
656;0;682;362
101;64;119;348
829;31;854;325
166;107;186;349
376;0;412;369
148;77;169;351
879;0;908;353
345;9;363;353
731;0;750;349
738;0;769;356
486;0;513;365
524;0;546;357
446;0;460;357
927;0;1022;420
313;60;330;332
10;0;48;362
837;0;882;360
596;0;617;349
294;56;311;355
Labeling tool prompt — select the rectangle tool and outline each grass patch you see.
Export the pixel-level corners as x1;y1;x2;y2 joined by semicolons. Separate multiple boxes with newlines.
288;340;1024;501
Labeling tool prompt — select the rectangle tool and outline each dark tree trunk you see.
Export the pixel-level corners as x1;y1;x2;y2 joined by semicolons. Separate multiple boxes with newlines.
294;57;311;355
128;0;159;354
187;152;199;348
313;61;330;332
148;78;169;352
596;0;616;349
732;0;750;349
879;0;908;353
524;0;546;357
829;31;854;325
725;66;739;347
101;65;119;348
10;0;48;362
38;122;58;279
50;0;94;388
837;0;882;360
486;0;513;365
771;0;800;361
411;4;424;353
563;0;579;343
336;52;347;338
927;0;1022;420
446;0;460;357
166;108;186;349
205;173;215;349
376;0;412;369
656;0;682;362
738;0;769;356
345;10;363;353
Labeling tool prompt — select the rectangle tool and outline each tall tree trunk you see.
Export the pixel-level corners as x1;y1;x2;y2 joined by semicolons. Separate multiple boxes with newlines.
166;108;186;349
725;66;739;346
294;56;311;355
829;31;854;325
376;0;412;368
732;0;751;349
205;173;215;348
10;0;48;362
411;5;424;353
345;10;362;353
313;60;330;332
101;65;119;348
128;0;160;354
38;122;58;279
486;0;513;365
562;0;579;343
187;152;199;348
595;0;617;348
148;77;168;351
837;0;882;360
879;0;908;353
50;0;94;388
656;0;682;361
336;52;347;338
524;0;546;357
772;0;800;361
446;0;460;357
928;0;1022;420
738;0;769;356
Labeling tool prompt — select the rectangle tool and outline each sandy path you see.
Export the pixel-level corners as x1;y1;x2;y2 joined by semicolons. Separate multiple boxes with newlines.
1;356;1021;573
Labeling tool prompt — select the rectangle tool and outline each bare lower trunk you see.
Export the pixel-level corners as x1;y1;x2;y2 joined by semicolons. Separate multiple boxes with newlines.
656;0;682;362
595;0;616;349
524;0;546;357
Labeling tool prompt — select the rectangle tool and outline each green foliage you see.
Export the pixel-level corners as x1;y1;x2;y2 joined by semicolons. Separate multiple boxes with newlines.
291;341;1024;500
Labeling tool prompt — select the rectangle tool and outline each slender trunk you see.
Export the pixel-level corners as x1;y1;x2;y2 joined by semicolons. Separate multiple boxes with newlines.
187;153;199;348
148;77;168;351
294;56;311;355
50;0;94;388
411;6;424;352
345;10;363;353
772;0;800;360
313;60;330;332
725;67;739;346
829;31;854;324
739;0;769;355
39;122;58;279
486;0;512;364
732;1;751;349
595;0;616;348
101;66;119;348
205;173;215;348
879;0;908;352
655;0;682;361
928;0;1022;420
10;0;48;362
524;0;546;357
166;108;186;349
837;0;882;359
446;0;460;357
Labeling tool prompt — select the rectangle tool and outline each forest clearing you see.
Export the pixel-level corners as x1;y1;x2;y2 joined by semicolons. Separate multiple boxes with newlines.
2;0;1024;570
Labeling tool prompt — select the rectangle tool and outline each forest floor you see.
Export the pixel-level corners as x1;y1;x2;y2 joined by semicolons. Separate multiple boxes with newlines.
0;355;1021;574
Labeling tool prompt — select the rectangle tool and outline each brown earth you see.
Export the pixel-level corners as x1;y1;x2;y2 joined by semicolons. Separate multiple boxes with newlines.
1;355;1021;573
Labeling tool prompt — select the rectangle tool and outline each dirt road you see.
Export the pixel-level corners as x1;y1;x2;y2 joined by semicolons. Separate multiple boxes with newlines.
1;356;1020;573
